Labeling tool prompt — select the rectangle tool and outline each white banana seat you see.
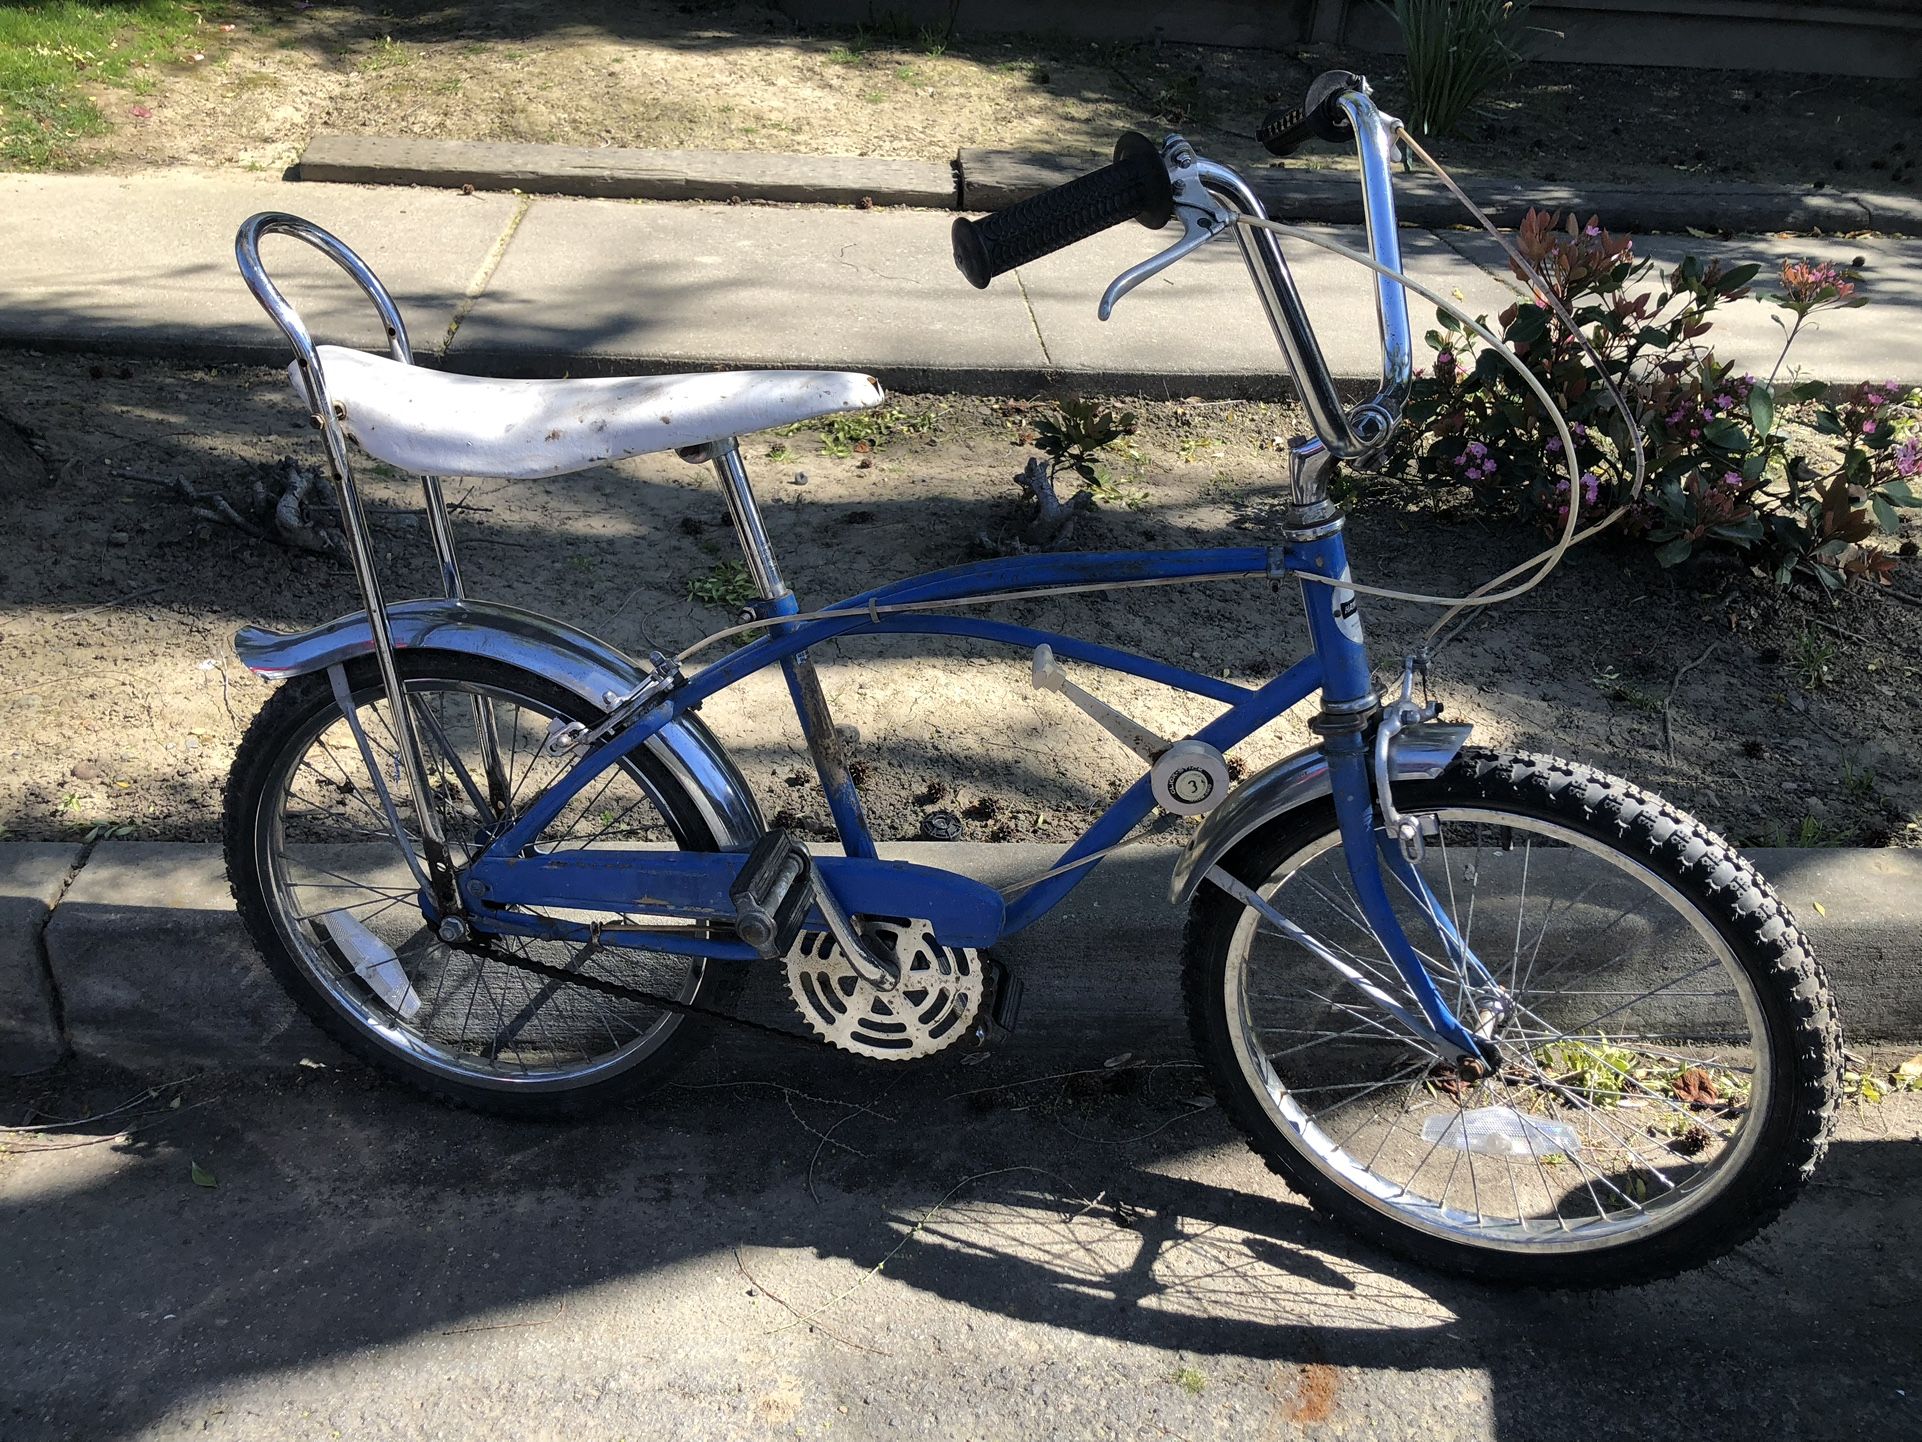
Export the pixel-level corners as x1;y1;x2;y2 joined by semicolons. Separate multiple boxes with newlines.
295;345;886;480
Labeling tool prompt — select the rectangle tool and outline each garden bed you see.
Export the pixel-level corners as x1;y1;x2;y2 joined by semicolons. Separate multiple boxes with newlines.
0;352;1915;851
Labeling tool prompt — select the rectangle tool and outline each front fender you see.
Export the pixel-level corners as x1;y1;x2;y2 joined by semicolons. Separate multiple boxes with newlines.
1168;721;1473;907
234;598;765;848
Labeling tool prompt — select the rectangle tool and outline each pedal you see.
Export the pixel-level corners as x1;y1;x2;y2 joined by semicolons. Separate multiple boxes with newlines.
977;955;1024;1041
728;830;813;958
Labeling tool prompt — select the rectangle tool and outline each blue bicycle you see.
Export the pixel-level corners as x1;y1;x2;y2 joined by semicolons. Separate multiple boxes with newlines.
223;74;1839;1284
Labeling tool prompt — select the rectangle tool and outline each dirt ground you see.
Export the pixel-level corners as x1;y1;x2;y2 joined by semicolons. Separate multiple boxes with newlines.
51;0;1922;197
0;350;1916;851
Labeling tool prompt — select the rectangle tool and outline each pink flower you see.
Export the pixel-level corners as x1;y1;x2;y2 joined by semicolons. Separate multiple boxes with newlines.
1580;472;1600;504
1864;420;1878;435
1894;438;1922;478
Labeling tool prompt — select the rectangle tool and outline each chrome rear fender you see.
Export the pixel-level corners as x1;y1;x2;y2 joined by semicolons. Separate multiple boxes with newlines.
235;598;765;848
1168;722;1472;906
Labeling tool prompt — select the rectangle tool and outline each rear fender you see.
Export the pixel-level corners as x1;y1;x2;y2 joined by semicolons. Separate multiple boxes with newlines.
234;598;765;848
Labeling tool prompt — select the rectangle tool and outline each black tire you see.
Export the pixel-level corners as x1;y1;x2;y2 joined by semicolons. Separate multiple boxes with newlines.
225;651;743;1118
1183;748;1841;1286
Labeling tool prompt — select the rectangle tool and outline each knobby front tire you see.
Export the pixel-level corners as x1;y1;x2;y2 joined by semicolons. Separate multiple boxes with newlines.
1182;749;1841;1287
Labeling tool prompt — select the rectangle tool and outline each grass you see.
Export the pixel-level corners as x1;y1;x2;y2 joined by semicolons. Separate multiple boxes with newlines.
0;0;204;168
1592;665;1664;714
686;560;756;612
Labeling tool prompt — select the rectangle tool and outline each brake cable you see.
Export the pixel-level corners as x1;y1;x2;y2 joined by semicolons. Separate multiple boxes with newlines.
1223;123;1651;653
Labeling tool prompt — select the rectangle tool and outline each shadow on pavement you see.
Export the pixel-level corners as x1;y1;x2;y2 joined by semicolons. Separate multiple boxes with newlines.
1;1051;1915;1440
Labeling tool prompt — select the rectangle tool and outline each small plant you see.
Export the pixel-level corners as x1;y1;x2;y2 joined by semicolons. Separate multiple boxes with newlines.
1843;760;1875;798
1391;0;1533;140
359;35;413;74
801;406;939;458
1394;210;1917;590
984;399;1140;552
1592;665;1663;714
686;560;755;611
1173;1366;1206;1396
1792;627;1835;691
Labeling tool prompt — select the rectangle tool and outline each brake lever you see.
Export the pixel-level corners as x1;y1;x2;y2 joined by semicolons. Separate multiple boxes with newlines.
1098;138;1236;320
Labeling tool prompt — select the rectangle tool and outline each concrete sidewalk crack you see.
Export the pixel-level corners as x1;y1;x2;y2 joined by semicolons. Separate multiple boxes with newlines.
1013;268;1054;369
1433;227;1525;302
440;192;533;357
31;838;100;1066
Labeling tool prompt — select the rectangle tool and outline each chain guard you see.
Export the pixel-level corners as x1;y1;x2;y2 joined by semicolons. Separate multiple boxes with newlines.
784;918;983;1060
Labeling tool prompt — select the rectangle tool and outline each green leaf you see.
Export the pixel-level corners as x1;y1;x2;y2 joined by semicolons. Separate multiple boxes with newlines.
1709;516;1765;544
1882;478;1918;507
190;1161;218;1189
1508;307;1549;344
1747;385;1775;435
1873;496;1901;533
1719;262;1761;292
1636;326;1673;349
1703;420;1749;451
1788;380;1829;402
1654;537;1694;567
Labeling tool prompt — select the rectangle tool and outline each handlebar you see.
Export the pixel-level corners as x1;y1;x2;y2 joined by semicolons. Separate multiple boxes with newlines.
949;73;1414;464
951;132;1173;289
1256;69;1364;158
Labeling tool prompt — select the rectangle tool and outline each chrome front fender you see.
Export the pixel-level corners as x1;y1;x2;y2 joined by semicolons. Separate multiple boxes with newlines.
234;598;765;848
1168;721;1473;907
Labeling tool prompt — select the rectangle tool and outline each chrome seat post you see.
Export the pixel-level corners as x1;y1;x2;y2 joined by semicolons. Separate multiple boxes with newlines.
694;439;877;860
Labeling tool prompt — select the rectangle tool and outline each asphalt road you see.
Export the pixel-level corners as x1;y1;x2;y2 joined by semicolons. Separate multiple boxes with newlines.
2;1050;1916;1442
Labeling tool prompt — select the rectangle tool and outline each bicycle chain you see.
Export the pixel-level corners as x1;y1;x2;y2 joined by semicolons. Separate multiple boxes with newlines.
463;936;833;1051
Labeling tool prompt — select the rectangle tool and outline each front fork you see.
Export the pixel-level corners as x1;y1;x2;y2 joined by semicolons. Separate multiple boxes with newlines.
1285;443;1498;1069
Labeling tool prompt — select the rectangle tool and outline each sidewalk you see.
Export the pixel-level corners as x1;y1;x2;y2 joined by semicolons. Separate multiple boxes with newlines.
2;171;1919;395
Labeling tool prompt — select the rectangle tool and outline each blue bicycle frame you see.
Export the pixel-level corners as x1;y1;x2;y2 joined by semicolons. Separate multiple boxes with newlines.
457;527;1490;1062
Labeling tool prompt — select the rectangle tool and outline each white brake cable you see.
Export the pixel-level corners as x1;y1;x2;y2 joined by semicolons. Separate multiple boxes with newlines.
678;130;1648;665
1223;124;1650;644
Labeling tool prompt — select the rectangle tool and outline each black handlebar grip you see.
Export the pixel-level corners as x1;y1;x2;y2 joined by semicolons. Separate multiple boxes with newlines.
1257;69;1365;158
952;131;1174;290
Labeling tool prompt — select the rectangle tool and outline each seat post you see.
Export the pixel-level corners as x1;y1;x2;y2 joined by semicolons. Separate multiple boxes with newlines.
708;439;790;600
699;438;878;861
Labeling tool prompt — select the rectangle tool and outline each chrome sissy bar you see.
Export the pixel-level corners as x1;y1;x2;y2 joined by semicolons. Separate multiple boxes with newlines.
234;212;507;910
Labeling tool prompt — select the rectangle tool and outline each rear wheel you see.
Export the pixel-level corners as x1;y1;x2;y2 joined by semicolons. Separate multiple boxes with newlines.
225;652;741;1117
1183;749;1840;1286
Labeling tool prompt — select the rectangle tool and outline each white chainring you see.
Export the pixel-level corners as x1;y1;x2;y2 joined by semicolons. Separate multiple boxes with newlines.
784;918;983;1060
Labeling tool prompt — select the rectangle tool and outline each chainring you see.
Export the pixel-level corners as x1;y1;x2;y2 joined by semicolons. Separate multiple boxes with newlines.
784;918;983;1060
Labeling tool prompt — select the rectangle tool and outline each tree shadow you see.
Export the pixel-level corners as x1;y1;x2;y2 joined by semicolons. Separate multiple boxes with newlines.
0;1055;1914;1440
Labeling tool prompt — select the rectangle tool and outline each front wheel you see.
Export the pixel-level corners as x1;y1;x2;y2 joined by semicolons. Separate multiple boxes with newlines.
1183;749;1841;1286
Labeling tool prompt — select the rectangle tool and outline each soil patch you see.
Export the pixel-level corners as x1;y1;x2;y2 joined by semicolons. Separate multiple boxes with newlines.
1;351;1916;851
41;1;1922;202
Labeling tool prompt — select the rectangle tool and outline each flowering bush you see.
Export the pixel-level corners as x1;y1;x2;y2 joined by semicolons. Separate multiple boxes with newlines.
1392;209;1916;590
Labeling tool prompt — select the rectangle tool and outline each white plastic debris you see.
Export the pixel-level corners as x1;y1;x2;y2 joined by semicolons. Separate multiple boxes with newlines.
1420;1106;1582;1160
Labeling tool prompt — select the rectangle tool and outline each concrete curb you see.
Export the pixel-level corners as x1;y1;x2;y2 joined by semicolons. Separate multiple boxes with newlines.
297;135;958;210
0;844;82;1074
5;839;1918;1078
295;133;1922;238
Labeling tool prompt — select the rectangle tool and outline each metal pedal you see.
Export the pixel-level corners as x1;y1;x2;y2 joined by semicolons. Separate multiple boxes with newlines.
728;830;814;958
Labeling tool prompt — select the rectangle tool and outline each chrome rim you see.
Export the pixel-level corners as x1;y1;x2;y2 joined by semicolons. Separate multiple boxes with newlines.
1223;807;1772;1253
256;674;710;1092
